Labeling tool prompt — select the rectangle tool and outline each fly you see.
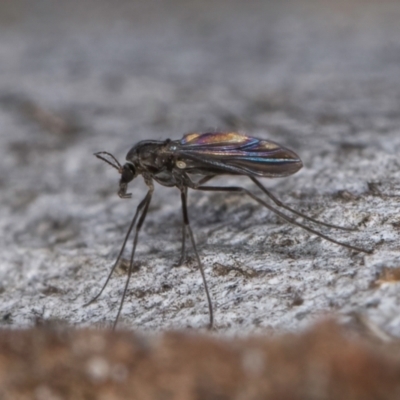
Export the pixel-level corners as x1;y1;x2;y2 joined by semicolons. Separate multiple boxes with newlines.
86;131;372;329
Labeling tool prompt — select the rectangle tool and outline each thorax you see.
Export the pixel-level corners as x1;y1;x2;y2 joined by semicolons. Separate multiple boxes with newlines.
126;140;178;187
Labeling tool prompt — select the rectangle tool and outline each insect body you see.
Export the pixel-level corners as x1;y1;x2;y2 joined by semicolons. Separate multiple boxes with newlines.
87;132;371;329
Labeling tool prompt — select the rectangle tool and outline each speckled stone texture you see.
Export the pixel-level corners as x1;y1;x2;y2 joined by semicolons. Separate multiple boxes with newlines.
0;0;399;334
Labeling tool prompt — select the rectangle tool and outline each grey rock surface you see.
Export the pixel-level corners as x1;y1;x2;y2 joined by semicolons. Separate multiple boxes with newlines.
0;0;399;335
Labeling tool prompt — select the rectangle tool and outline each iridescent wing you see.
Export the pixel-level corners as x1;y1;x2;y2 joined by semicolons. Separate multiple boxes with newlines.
171;132;302;177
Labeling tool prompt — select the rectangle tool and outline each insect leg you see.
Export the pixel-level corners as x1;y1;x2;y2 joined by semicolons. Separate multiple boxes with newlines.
84;191;151;307
250;177;356;231
175;177;215;267
112;190;153;330
197;175;216;185
175;186;187;267
181;188;214;329
195;185;372;254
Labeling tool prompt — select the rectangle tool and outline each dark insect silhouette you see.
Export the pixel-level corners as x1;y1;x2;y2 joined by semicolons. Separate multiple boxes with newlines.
86;131;371;329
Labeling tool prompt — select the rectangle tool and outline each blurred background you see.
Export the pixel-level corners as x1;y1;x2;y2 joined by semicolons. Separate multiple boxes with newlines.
0;0;399;332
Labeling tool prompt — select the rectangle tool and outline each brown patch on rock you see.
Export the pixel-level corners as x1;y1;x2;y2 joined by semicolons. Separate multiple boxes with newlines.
0;321;399;399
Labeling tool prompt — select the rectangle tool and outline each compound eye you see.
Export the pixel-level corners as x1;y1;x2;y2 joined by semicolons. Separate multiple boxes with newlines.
120;163;135;184
118;164;136;199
